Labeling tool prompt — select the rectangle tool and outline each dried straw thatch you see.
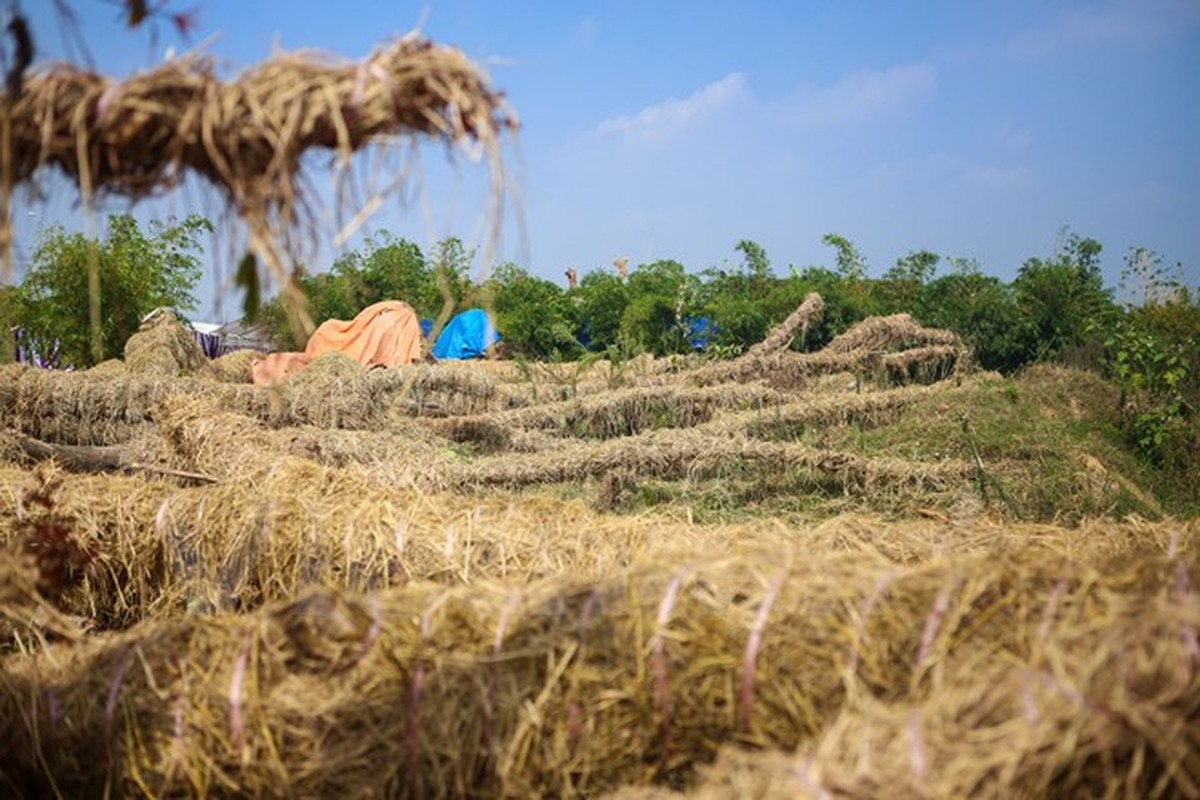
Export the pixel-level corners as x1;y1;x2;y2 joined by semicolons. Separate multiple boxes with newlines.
434;383;789;447
2;34;516;333
123;308;208;376
690;300;962;390
825;313;960;354
200;349;260;383
742;292;825;359
440;427;972;493
0;364;269;445
86;358;128;377
0;545;1194;797
3;451;1187;631
0;353;519;449
615;569;1199;799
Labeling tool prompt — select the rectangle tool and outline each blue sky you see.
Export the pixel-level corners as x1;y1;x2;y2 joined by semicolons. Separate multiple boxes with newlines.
15;0;1200;321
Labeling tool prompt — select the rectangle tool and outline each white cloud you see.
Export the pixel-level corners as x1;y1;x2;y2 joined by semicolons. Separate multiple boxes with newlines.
575;16;597;50
591;72;749;146
1005;0;1200;56
868;153;1036;192
785;62;937;127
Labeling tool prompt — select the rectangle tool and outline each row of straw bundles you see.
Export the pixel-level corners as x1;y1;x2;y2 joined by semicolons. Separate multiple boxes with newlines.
0;357;516;448
3;459;1191;631
612;575;1199;800
2;547;1195;797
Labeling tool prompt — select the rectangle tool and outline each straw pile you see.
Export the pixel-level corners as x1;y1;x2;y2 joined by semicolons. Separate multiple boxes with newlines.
692;307;962;390
613;562;1199;799
1;284;1190;797
124;309;208;376
2;35;516;314
200;350;260;383
1;449;1189;631
1;543;1194;798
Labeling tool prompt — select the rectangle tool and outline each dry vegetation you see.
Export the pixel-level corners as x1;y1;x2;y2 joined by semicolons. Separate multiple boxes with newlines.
1;295;1196;799
0;27;1195;800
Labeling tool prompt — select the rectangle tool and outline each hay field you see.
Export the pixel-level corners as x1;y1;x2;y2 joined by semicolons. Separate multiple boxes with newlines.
1;303;1196;798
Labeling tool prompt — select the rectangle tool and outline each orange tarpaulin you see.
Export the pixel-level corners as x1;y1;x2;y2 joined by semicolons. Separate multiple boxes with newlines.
251;300;423;385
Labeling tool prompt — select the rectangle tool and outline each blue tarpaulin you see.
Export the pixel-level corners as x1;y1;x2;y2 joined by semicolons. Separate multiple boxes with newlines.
432;309;500;360
685;317;719;350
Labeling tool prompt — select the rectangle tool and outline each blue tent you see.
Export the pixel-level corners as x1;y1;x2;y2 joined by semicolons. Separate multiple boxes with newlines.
419;319;434;339
684;317;719;350
432;309;500;360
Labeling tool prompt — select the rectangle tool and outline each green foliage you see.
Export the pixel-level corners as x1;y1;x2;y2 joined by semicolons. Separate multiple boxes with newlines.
879;250;940;312
698;241;775;350
821;232;867;281
734;239;773;284
575;270;629;352
13;213;211;367
619;260;699;356
488;262;580;359
1013;229;1115;362
916;273;1036;373
0;284;17;363
1099;248;1199;470
261;233;452;347
779;266;870;348
885;250;939;285
428;236;476;320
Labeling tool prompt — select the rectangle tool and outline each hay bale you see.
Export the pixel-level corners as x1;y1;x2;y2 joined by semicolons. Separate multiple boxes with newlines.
825;314;960;354
675;585;1200;799
1;454;1188;630
0;548;1193;797
200;349;259;383
87;358;128;377
2;35;516;317
124;308;208;376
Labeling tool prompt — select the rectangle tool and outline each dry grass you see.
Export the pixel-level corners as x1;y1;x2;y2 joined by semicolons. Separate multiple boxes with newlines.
124;309;209;376
1;543;1194;797
2;34;516;336
1;293;1194;798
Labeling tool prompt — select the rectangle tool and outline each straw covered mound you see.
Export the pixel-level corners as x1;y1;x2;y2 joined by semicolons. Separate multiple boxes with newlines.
1;32;517;336
1;292;1195;797
124;308;209;376
2;34;514;253
1;543;1196;798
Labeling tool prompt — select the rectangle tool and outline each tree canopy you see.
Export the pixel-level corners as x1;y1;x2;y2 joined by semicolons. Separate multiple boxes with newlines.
11;213;211;367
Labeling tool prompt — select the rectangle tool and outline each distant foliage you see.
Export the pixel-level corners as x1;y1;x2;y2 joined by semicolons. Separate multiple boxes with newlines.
915;273;1035;373
12;213;210;367
486;263;580;359
1100;248;1199;469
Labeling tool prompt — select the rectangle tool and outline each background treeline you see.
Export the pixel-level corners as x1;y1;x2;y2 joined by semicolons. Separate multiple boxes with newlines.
1;218;1196;472
258;227;1196;473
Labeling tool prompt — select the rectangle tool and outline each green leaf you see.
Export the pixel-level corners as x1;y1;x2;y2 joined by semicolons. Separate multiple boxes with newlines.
236;251;261;322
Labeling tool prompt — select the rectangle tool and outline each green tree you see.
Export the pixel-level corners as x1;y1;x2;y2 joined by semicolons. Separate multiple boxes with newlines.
916;273;1036;373
822;233;867;281
487;263;579;359
1013;230;1115;362
13;213;211;367
1100;247;1199;469
620;259;699;356
876;250;941;314
698;241;776;351
575;269;629;352
261;232;455;348
427;236;476;324
735;239;773;286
